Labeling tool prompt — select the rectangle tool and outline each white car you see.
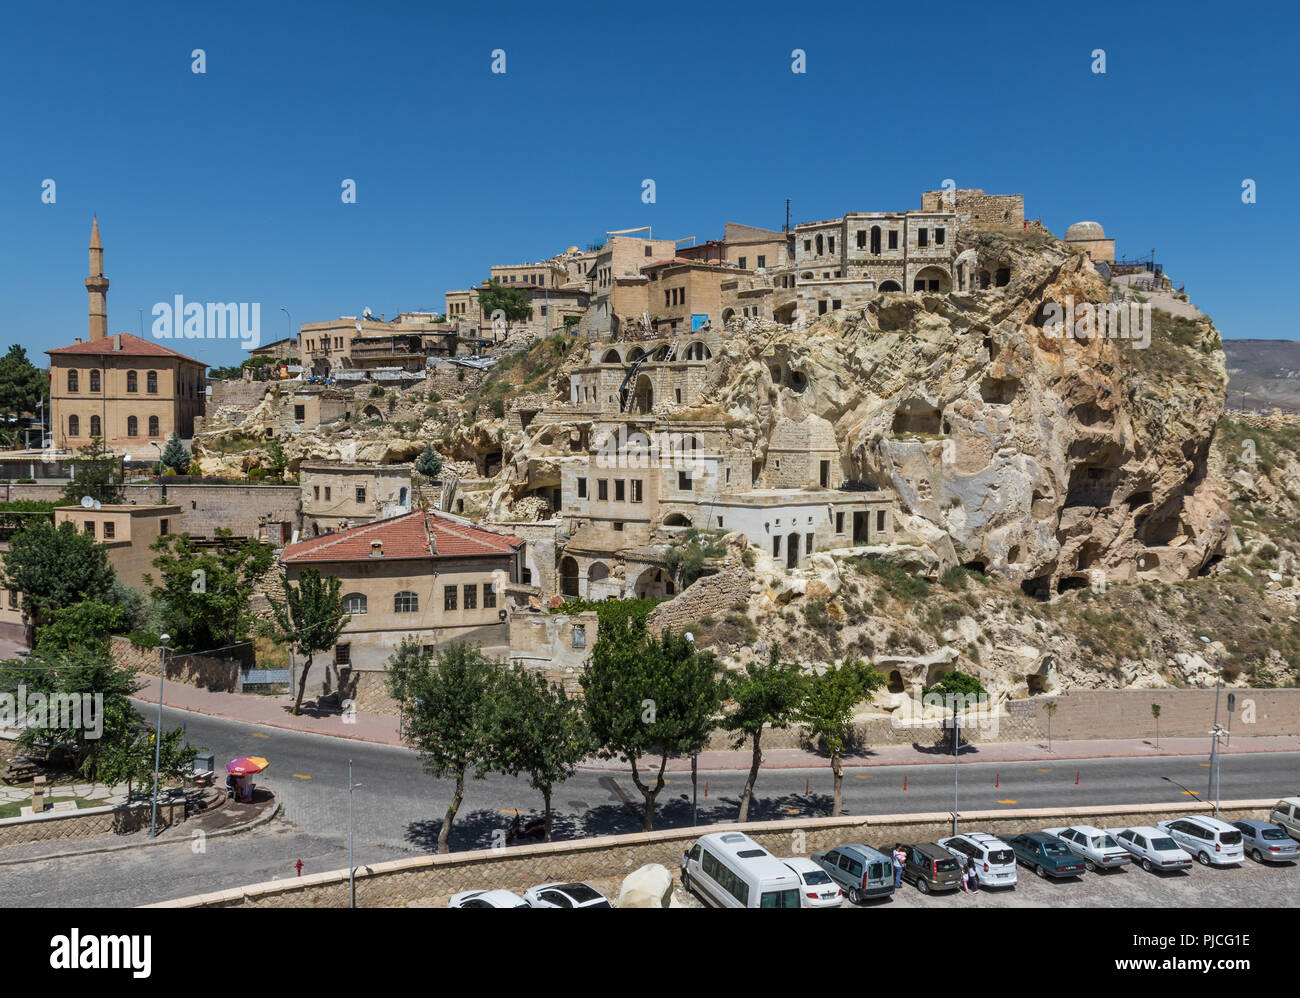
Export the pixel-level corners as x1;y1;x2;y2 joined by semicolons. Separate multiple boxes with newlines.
1112;826;1193;873
521;882;612;908
1043;825;1132;872
937;832;1018;888
1156;816;1245;866
448;889;530;908
781;857;844;908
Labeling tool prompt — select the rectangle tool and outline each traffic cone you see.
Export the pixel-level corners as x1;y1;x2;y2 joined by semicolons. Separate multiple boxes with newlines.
903;775;908;792
805;776;810;795
1075;769;1080;786
995;773;1000;789
704;780;708;799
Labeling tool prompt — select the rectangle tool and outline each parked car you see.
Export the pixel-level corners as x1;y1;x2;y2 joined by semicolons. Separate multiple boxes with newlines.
881;842;963;894
447;889;530;908
1112;826;1194;873
682;832;802;908
781;857;844;908
811;844;896;903
1232;820;1300;863
1156;816;1245;866
1269;798;1300;841
937;832;1018;888
521;882;612;908
1042;825;1132;872
1007;833;1087;879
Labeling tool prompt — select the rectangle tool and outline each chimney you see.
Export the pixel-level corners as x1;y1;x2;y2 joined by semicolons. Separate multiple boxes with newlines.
370;540;383;558
113;334;122;352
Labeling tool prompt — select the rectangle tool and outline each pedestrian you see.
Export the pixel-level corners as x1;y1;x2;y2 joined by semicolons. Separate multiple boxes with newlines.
966;857;979;893
892;844;904;889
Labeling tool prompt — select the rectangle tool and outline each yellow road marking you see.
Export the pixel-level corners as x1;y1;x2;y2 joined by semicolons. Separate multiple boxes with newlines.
1036;767;1052;772
291;774;311;780
251;732;269;739
1199;763;1211;767
1181;790;1199;795
853;774;874;779
785;808;801;814
500;809;521;815
996;799;1018;804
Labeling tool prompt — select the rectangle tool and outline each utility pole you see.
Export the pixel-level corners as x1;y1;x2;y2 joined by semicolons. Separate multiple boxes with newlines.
150;635;170;838
348;759;362;908
952;714;960;835
784;199;791;233
1200;635;1223;817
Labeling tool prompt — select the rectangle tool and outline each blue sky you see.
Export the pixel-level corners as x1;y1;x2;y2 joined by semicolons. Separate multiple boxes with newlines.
1;0;1295;368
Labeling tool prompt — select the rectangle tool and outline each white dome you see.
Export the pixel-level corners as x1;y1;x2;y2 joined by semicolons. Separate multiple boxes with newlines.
1065;221;1106;241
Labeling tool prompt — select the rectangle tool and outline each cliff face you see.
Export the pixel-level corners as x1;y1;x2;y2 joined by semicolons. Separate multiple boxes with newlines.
695;230;1232;595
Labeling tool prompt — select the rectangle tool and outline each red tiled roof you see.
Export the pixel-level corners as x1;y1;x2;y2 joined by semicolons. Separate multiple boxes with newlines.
46;332;206;365
280;510;520;565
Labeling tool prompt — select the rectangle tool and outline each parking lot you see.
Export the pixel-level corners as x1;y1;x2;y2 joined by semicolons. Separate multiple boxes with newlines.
841;855;1299;909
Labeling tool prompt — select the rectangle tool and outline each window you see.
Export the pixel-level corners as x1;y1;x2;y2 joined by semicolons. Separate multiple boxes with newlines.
443;586;457;611
828;237;835;254
857;230;866;249
615;480;625;502
738;256;747;269
806;534;814;554
877;510;886;532
84;520;95;536
335;644;350;666
355;487;366;504
613;521;624;531
127;370;138;392
313;485;320;500
888;230;898;249
644;245;652;256
343;592;367;615
395;590;419;613
67;370;79;392
103;521;115;539
325;487;331;501
757;255;766;268
68;415;80;437
7;590;16;609
160;519;169;536
918;228;928;247
294;405;305;421
127;415;138;437
462;584;477;610
89;415;101;437
148;415;159;437
577;477;587;498
572;624;586;649
803;239;811;252
483;583;496;609
89;370;101;392
836;512;845;533
146;371;158;394
935;227;946;245
678;471;692;490
631;480;643;502
597;479;608;501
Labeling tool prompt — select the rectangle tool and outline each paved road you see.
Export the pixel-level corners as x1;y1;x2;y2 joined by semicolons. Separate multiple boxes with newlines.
3;705;1295;907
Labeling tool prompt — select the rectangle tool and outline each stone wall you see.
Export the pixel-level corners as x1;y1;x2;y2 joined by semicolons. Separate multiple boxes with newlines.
1022;688;1300;741
920;189;1025;230
149;798;1276;908
209;381;270;411
427;364;487;401
0;797;186;848
114;636;254;693
646;563;753;635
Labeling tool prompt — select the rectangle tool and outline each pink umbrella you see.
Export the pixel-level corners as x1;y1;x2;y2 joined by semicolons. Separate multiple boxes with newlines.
227;756;269;776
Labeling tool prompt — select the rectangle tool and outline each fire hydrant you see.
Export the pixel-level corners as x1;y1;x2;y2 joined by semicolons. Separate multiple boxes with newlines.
295;859;303;877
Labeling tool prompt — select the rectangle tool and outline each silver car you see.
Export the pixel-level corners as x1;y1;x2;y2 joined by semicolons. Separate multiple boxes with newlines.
1232;820;1300;864
1043;825;1132;872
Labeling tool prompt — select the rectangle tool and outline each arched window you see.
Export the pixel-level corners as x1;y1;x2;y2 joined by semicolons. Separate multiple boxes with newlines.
146;371;158;394
89;370;101;392
394;591;418;613
815;234;824;256
127;415;138;437
398;487;408;506
343;593;367;615
67;370;79;392
89;415;101;437
148;415;160;437
127;371;138;392
68;415;79;437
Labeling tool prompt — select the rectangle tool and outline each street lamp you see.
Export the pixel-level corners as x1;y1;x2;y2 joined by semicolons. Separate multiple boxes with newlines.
1199;636;1224;817
348;759;362;908
149;440;164;502
685;632;699;827
952;713;961;836
150;634;170;838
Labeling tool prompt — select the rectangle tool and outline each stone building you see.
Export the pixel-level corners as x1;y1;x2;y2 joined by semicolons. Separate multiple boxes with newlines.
299;313;454;376
588;234;680;337
1063;221;1116;264
566;331;722;415
249;337;297;362
299;461;413;535
278;510;524;681
46;221;207;459
53;503;180;593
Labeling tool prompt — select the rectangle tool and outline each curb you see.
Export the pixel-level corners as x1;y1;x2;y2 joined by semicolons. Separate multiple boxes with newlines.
129;695;406;749
0;797;282;867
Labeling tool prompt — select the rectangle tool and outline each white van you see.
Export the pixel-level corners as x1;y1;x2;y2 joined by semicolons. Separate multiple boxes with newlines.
681;832;802;908
1269;798;1300;840
1155;816;1245;866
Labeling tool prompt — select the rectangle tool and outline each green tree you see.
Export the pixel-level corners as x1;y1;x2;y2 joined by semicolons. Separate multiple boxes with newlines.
60;437;125;505
34;601;127;659
264;436;288;478
489;664;591;841
269;567;349;716
1151;702;1161;748
922;669;987;699
0;344;48;417
724;645;807;822
148;529;275;651
386;639;502;853
797;658;885;816
0;519;117;630
160;432;189;474
414;444;443;480
1043;700;1058;753
476;280;533;340
580;620;725;831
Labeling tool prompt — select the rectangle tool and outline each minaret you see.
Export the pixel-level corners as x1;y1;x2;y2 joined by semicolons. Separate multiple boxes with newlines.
85;216;109;341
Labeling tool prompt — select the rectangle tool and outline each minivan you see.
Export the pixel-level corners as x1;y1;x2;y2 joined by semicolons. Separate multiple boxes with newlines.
1269;798;1300;841
682;832;802;908
886;841;963;894
938;832;1018;887
811;844;896;903
1156;816;1244;866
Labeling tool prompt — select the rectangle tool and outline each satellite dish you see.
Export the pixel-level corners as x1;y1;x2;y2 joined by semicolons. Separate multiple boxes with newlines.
92;499;102;510
356;321;363;333
363;307;373;319
80;495;94;508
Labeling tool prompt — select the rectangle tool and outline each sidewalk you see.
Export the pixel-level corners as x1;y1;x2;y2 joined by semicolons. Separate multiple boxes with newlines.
131;675;1300;771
